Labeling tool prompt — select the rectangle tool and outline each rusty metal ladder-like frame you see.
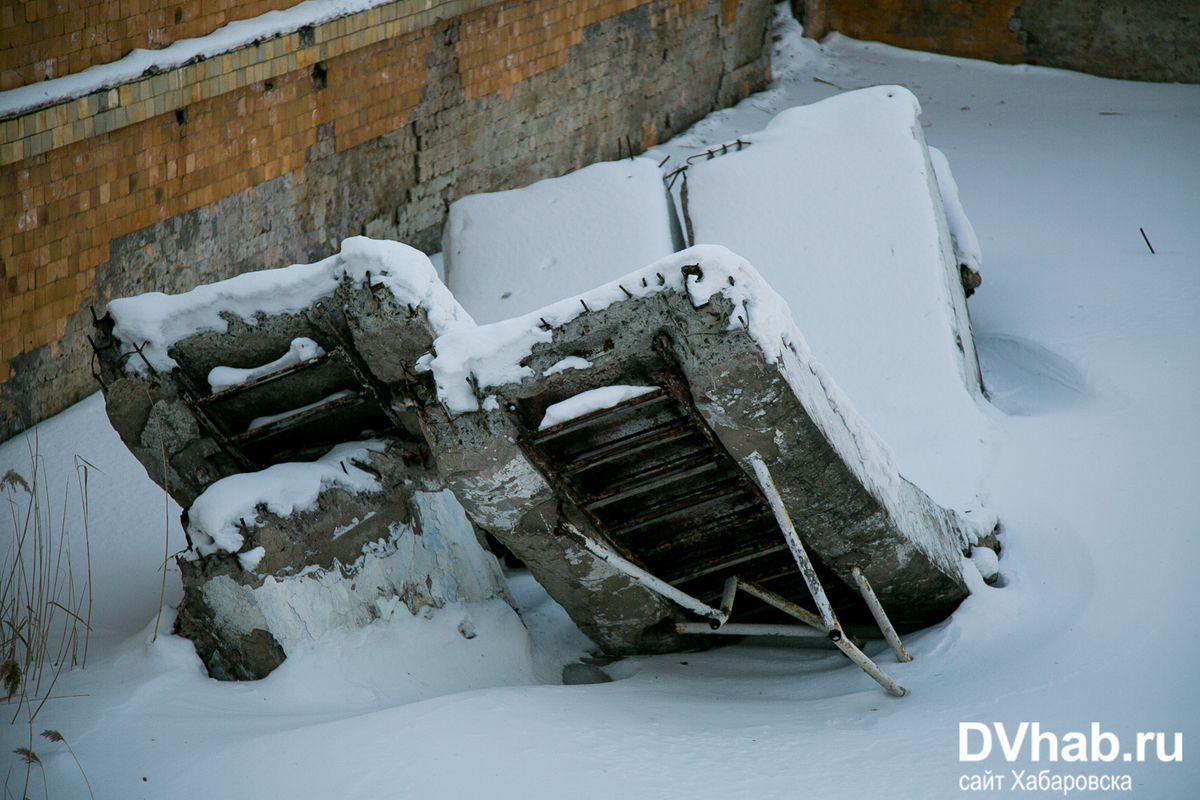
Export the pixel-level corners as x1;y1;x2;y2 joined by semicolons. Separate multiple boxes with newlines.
556;452;914;697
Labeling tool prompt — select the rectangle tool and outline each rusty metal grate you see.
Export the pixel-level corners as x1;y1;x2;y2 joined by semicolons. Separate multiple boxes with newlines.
519;365;866;627
173;345;401;469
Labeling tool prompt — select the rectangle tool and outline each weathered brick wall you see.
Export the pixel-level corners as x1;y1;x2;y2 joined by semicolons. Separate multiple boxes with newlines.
0;0;772;441
800;0;1023;64
800;0;1200;81
1;0;308;91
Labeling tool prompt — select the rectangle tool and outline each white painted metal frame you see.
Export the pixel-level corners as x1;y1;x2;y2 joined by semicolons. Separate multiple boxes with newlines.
560;454;914;698
747;453;907;697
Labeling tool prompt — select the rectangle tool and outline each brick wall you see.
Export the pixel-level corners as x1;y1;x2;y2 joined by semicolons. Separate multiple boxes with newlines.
801;0;1023;65
1;0;308;91
0;0;773;441
799;0;1200;81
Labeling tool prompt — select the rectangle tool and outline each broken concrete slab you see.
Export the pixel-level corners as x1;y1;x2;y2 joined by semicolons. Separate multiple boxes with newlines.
681;86;991;510
176;442;510;680
442;156;681;324
425;245;998;654
93;239;506;679
92;237;473;509
97;234;997;671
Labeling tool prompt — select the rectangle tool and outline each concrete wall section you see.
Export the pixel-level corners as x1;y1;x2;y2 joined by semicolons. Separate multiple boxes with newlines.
0;0;773;443
802;0;1199;82
801;0;1024;64
1011;0;1200;83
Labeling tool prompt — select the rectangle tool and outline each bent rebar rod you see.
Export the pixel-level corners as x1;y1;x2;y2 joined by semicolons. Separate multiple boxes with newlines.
851;566;912;663
746;453;907;698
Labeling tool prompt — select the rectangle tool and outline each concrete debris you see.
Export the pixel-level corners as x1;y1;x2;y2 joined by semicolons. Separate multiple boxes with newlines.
96;242;998;678
92;242;508;679
425;248;997;654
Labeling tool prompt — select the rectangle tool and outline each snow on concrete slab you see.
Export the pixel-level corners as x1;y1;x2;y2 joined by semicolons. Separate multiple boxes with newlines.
683;85;991;510
198;488;513;656
538;386;656;430
207;337;325;392
430;245;995;581
107;236;474;374
442;156;678;324
928;146;982;274
185;440;387;556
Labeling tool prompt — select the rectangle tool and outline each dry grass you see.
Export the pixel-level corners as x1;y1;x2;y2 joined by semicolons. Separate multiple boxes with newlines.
1;438;94;798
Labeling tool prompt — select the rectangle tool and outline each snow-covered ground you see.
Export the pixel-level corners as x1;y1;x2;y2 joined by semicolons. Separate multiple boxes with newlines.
3;7;1199;797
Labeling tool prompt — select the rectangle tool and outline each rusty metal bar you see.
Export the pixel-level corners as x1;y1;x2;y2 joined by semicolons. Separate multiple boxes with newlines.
585;458;719;508
606;479;746;536
517;435;648;567
562;417;694;473
667;544;788;585
229;391;366;444
851;566;912;663
747;452;906;698
736;577;827;633
565;523;728;628
675;622;825;638
196;350;336;404
171;369;260;471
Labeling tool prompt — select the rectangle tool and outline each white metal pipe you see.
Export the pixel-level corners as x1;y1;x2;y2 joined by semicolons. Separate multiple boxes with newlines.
747;453;837;627
719;575;739;621
746;452;906;698
736;578;827;632
569;523;727;625
829;635;908;697
675;622;827;638
851;566;912;663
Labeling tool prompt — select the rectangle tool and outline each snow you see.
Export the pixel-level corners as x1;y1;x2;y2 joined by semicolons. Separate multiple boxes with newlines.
0;0;398;118
542;356;592;376
928;146;983;273
968;545;999;581
237;546;267;572
206;489;513;655
681;84;989;512
247;389;354;430
538;385;656;430
4;6;1200;798
108;236;473;375
186;440;386;556
208;337;325;393
442;156;678;323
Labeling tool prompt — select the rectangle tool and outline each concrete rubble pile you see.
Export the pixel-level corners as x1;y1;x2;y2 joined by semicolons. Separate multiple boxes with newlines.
93;235;998;681
91;239;511;679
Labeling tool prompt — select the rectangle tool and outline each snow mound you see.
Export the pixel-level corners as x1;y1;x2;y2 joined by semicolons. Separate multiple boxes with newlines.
108;236;474;374
683;86;990;510
443;156;678;323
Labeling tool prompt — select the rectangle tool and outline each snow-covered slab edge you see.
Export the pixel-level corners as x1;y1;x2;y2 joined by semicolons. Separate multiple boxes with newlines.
428;245;996;571
108;236;475;374
186;440;387;556
1;0;396;119
928;146;982;273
